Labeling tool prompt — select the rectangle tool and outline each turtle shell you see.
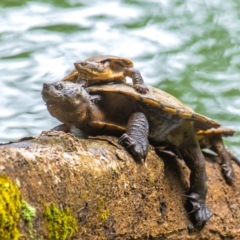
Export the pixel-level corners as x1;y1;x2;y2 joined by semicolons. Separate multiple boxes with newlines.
85;55;133;67
88;84;220;130
197;128;235;137
62;55;133;81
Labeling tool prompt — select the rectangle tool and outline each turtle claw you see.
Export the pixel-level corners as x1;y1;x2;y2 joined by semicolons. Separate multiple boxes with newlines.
185;193;212;230
134;83;149;94
118;133;147;163
222;163;235;184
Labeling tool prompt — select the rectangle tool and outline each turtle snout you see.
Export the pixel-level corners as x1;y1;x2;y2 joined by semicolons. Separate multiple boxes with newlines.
43;82;63;91
43;83;51;90
42;83;53;102
74;61;85;67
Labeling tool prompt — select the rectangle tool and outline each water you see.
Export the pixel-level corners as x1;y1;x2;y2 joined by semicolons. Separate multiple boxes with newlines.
0;0;239;156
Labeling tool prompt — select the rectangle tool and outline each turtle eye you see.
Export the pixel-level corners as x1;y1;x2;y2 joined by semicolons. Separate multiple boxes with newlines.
55;83;63;91
80;61;87;67
101;60;110;66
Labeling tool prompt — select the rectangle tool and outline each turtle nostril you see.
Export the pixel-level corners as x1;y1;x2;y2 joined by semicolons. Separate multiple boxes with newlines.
43;83;50;89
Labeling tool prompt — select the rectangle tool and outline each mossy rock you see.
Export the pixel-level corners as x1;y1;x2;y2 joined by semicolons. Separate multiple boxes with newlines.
43;203;77;240
0;175;22;240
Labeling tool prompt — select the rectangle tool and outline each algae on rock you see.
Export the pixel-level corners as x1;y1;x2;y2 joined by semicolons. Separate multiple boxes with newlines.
43;203;77;240
0;175;22;240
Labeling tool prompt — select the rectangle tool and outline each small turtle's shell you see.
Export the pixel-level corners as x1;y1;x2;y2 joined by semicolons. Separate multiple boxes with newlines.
88;83;220;133
85;55;133;67
62;55;133;81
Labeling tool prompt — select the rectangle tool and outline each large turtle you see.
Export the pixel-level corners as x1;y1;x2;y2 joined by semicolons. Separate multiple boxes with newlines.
42;81;221;229
197;128;240;184
62;55;149;94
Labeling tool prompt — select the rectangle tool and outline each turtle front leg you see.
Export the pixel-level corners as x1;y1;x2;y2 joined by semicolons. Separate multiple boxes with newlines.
209;135;235;184
118;112;149;163
181;140;212;229
124;68;149;94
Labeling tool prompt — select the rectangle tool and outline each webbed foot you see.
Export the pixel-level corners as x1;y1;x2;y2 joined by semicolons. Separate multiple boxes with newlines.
134;83;149;94
222;163;235;184
185;193;212;230
118;133;148;163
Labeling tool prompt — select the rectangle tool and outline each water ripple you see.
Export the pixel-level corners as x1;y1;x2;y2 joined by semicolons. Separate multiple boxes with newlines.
0;0;239;156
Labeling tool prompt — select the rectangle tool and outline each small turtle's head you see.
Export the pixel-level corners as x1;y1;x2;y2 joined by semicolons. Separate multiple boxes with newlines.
74;60;110;80
42;81;90;124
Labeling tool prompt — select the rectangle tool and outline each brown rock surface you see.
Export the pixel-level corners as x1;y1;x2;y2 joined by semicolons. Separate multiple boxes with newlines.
0;131;240;239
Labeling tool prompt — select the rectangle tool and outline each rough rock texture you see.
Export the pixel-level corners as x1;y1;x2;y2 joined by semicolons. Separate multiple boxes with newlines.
0;131;240;240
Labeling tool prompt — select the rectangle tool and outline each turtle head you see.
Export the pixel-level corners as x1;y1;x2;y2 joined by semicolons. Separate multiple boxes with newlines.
42;81;88;104
74;60;110;80
42;81;91;124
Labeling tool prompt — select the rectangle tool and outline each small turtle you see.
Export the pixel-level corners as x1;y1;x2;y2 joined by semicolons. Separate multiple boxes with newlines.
42;81;221;229
197;128;240;184
62;55;148;94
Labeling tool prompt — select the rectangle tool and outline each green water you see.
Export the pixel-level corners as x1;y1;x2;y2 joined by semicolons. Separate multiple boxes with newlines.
0;0;239;156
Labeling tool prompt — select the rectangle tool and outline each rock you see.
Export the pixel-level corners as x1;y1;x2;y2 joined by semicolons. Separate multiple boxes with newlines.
0;131;240;239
